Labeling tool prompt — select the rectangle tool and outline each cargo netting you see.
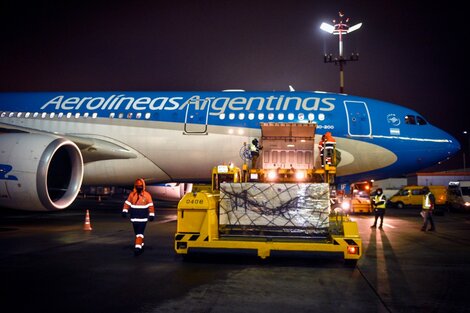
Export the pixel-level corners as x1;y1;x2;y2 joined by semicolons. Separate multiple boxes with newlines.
219;183;330;237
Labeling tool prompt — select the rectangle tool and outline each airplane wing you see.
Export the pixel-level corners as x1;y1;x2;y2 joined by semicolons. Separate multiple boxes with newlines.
0;122;136;162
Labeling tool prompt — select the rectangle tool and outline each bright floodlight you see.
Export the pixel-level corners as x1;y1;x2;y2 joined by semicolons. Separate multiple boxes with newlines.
320;12;362;94
320;22;335;34
348;22;362;33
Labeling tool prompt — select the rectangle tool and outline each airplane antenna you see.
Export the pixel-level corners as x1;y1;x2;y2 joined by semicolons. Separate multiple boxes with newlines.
320;12;362;93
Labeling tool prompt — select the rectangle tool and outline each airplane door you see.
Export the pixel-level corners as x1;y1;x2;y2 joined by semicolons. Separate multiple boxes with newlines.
184;97;210;135
344;100;372;137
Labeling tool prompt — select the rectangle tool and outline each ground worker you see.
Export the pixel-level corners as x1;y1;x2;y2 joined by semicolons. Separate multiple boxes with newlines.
122;178;155;255
250;138;262;168
324;132;336;166
318;134;326;167
371;188;386;229
421;186;436;231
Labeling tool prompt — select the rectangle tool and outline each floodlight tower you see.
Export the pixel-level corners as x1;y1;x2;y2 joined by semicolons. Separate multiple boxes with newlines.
320;12;362;93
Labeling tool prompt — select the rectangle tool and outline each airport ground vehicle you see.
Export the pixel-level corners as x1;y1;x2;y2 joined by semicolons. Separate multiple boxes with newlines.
447;181;470;211
348;181;373;214
388;185;447;214
174;122;362;264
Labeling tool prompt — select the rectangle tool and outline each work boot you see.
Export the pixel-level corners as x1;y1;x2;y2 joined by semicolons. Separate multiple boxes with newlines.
429;228;436;231
421;227;426;231
378;225;383;230
370;224;376;228
134;248;142;256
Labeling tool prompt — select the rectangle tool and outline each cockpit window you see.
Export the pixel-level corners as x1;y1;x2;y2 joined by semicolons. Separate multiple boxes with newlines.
405;115;416;124
405;115;427;126
416;116;427;125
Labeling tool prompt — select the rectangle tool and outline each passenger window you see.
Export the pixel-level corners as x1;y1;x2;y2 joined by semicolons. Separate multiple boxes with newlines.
416;116;427;125
405;115;416;125
412;189;422;196
400;190;409;196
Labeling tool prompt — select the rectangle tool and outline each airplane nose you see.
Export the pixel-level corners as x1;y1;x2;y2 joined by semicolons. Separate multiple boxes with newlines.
450;134;461;154
446;132;461;157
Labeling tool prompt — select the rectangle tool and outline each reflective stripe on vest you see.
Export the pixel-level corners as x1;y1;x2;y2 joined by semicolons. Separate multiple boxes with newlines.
374;194;386;209
423;193;431;209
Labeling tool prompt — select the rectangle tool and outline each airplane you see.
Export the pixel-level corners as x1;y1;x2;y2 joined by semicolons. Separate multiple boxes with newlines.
0;90;460;211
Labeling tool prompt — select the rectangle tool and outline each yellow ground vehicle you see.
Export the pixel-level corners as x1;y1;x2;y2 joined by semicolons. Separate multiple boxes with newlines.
389;185;447;213
174;123;362;264
349;182;373;214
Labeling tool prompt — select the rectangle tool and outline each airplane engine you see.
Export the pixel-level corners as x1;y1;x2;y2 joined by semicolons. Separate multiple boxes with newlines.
0;133;84;211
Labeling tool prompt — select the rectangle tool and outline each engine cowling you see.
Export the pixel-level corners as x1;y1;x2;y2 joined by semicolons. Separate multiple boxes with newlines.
0;133;84;211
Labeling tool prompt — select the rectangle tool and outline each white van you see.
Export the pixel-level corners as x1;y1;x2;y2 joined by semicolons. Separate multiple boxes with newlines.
447;181;470;211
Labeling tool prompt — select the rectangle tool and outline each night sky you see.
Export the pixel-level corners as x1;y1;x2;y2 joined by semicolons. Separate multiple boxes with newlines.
1;1;467;171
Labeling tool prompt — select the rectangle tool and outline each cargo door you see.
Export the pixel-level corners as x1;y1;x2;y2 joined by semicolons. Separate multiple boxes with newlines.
260;122;316;169
344;101;372;137
184;96;210;135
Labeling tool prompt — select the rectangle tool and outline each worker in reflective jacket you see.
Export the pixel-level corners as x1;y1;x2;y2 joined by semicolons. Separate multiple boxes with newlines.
122;178;155;255
421;186;436;232
371;188;386;229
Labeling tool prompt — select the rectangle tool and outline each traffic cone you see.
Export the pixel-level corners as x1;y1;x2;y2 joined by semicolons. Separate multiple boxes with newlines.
83;209;93;231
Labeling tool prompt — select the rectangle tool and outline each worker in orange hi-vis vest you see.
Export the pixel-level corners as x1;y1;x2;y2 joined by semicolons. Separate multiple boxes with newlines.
318;134;326;167
122;178;155;256
324;132;336;166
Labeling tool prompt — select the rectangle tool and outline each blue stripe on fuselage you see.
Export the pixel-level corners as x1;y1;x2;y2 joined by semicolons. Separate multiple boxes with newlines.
0;91;342;129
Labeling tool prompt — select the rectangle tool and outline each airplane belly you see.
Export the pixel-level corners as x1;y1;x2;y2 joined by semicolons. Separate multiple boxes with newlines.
335;137;397;177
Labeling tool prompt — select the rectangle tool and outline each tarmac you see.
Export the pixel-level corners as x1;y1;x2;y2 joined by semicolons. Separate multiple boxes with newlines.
1;198;469;313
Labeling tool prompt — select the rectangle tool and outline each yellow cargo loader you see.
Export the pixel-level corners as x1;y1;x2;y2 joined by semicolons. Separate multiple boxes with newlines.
174;123;362;264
